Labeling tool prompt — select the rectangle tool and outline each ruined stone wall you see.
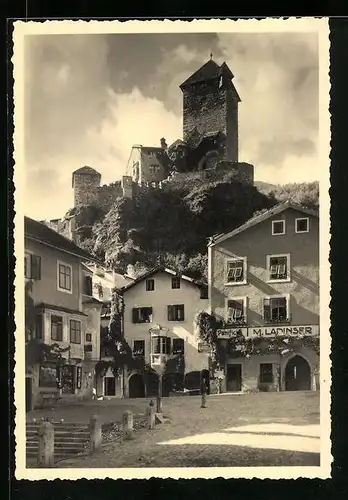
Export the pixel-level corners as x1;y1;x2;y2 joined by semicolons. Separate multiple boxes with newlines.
96;183;123;208
183;81;228;145
74;174;101;207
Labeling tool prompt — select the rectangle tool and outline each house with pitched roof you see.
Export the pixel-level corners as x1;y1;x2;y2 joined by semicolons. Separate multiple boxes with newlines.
24;216;104;409
207;201;320;393
112;266;210;398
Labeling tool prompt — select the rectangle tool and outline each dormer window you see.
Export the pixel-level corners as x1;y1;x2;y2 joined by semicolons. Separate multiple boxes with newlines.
295;217;309;233
272;220;285;235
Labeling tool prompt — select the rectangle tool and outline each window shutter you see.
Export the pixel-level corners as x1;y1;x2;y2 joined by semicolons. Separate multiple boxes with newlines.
31;255;41;280
166;337;171;355
167;305;174;321
132;308;138;323
180;305;185;321
263;298;270;320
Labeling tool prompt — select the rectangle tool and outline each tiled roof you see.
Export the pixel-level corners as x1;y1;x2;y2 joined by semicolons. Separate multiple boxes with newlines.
209;201;319;246
25;216;99;261
180;59;234;89
120;266;207;293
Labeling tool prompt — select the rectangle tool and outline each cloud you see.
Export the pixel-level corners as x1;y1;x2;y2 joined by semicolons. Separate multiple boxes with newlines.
23;32;319;219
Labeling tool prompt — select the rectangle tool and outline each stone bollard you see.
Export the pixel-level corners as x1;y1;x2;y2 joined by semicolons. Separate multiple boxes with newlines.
147;403;156;430
122;410;134;440
201;392;207;409
156;396;163;414
89;415;102;452
37;421;54;467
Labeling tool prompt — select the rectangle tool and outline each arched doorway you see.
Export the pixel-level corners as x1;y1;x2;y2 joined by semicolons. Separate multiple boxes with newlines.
129;374;145;398
145;372;159;397
184;371;201;390
162;373;184;396
285;355;311;391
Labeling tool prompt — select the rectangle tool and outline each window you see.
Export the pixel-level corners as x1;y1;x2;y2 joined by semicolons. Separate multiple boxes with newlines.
172;338;185;355
267;254;290;281
272;220;285;235
57;261;72;292
84;276;93;296
84;344;92;352
70;320;81;344
35;314;43;340
149;164;160;174
86;333;92;342
226;258;246;284
151;336;171;355
51;315;63;341
132;307;153;324
171;277;181;289
24;253;41;280
260;363;273;384
263;296;289;323
167;304;185;321
146;279;155;291
133;340;145;357
295;217;309;233
227;298;246;324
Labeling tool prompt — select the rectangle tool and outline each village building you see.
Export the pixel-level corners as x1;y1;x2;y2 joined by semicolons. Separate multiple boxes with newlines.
24;216;103;410
116;267;210;398
207;201;320;393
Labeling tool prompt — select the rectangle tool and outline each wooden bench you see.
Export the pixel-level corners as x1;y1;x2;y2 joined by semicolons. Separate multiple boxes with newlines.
39;392;62;407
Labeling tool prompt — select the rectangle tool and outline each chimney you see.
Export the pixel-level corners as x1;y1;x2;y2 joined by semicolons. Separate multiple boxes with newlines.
160;137;168;150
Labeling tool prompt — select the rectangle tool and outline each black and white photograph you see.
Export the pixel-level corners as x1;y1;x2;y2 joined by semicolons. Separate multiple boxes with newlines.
13;18;331;480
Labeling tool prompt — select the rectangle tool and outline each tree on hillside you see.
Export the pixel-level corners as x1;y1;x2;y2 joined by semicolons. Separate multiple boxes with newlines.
267;181;319;209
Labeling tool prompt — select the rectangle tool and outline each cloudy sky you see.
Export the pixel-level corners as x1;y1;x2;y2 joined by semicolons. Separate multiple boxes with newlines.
24;32;319;219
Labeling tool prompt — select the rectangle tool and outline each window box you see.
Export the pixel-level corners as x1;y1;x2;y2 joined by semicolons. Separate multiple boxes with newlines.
263;296;291;325
225;258;247;285
267;254;291;282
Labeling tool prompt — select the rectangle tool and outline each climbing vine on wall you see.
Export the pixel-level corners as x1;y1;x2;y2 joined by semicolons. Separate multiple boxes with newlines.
196;311;320;370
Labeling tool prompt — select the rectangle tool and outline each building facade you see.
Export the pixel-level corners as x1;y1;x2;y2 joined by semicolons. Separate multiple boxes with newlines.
208;201;320;393
119;267;210;398
24;216;102;409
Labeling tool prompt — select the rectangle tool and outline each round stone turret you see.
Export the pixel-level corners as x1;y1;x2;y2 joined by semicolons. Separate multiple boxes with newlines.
72;166;101;207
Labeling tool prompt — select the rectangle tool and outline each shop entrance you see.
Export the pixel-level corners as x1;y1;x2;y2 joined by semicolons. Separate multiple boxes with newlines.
285;355;311;391
104;376;116;396
226;364;242;392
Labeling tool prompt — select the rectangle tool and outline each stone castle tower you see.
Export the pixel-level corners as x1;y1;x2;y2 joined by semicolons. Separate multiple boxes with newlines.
180;57;241;163
72;166;101;207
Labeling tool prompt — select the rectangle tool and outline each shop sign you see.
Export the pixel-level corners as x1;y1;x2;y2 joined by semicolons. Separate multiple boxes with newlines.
249;325;319;337
217;328;248;339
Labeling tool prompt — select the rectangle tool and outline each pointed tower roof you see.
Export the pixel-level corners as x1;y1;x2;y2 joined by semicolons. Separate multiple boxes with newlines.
180;59;235;90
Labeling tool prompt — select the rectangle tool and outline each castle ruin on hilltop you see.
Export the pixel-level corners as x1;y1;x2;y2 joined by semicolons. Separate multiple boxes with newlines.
46;57;254;240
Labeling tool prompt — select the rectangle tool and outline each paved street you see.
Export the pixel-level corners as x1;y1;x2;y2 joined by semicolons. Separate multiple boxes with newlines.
37;391;321;468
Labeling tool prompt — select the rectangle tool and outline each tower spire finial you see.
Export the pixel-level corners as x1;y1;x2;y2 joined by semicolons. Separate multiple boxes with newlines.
210;51;213;60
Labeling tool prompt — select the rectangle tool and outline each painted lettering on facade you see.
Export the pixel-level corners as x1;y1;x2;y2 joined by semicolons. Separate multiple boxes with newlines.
217;328;248;339
250;325;319;337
